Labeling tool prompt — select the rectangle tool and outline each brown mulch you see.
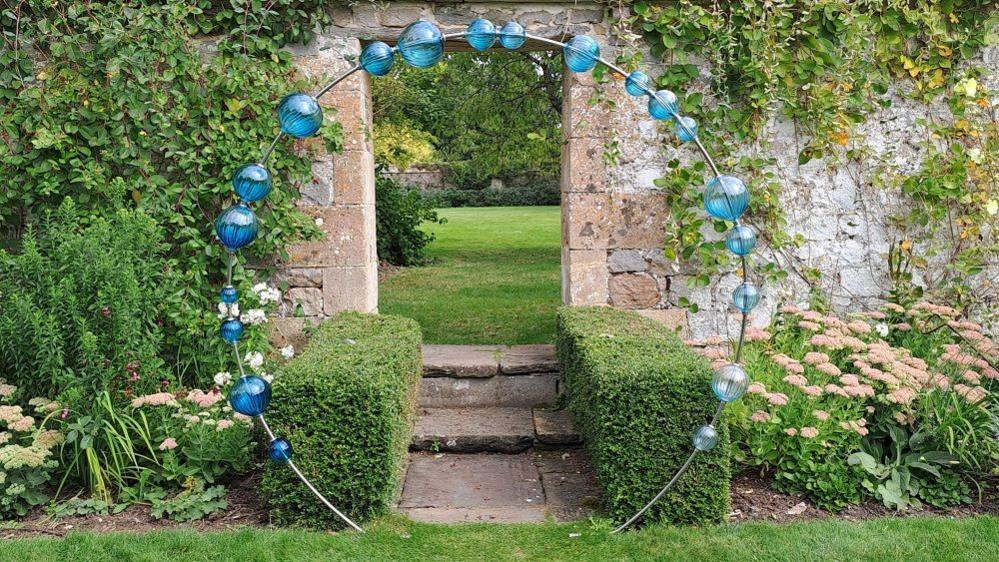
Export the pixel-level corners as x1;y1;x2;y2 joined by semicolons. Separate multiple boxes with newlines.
729;470;999;524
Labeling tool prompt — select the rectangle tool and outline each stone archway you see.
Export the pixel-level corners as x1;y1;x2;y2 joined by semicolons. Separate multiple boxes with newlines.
272;2;684;346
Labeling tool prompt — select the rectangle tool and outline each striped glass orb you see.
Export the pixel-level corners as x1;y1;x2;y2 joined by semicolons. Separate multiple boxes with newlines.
692;425;719;452
228;375;271;417
725;225;757;256
564;35;600;73
215;203;259;251
220;286;238;304
360;41;394;76
675;116;698;142
268;437;293;462
625;71;653;96
232;163;271;203
703;175;749;221
499;21;526;49
398;20;443;68
712;363;749;403
278;93;323;138
466;19;496;51
220;318;244;343
648;89;678;121
732;282;761;313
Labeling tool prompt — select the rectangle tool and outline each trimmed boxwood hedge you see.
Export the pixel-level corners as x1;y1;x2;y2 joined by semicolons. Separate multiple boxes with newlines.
261;313;422;529
556;307;730;526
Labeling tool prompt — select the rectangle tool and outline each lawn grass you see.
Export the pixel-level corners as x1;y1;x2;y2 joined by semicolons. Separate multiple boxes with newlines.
379;206;561;345
3;515;997;562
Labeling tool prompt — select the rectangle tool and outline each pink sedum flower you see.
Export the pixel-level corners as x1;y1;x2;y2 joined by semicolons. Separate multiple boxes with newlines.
800;427;819;439
158;438;178;451
750;410;771;423
812;410;830;421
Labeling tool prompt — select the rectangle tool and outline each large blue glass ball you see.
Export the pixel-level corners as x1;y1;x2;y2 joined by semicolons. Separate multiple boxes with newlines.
732;282;761;313
220;286;238;304
466;19;496;51
215;203;259;251
692;425;719;452
703;176;749;221
712;363;750;403
360;41;395;76
278;93;323;138
725;225;757;256
232;163;272;203
228;375;271;417
268;437;293;462
398;21;444;68
648;90;678;121
675;116;698;142
220;318;244;343
625;71;653;96
499;21;526;49
564;35;600;73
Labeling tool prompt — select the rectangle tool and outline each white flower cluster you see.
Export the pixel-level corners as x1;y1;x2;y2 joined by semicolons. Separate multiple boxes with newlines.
252;283;281;306
217;302;239;319
243;308;267;326
280;345;295;359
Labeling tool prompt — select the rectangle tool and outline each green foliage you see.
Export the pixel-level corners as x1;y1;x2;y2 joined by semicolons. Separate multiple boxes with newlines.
555;307;730;526
421;186;560;208
373;122;438;170
1;2;343;384
0;200;168;407
261;313;422;529
149;479;227;522
372;51;562;190
375;176;443;266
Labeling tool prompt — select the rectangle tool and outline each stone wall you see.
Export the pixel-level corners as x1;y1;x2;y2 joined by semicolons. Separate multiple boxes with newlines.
275;1;998;344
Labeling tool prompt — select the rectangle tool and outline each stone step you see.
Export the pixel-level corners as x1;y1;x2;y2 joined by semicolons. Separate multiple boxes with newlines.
422;344;559;378
418;373;559;408
411;407;581;454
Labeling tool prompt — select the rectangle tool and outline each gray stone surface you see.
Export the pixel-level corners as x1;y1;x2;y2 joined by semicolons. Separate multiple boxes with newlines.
532;409;581;446
418;374;559;408
411;407;535;454
608;249;648;273
422;344;502;378
499;344;559;375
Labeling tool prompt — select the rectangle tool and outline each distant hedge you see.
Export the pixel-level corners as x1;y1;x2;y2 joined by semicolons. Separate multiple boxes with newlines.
556;307;730;526
420;186;560;208
261;313;422;529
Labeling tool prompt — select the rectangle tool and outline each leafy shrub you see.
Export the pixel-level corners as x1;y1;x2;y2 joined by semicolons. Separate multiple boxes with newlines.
374;122;438;170
0;387;62;518
149;479;228;522
261;313;422;529
723;301;997;511
556;307;730;526
376;176;443;266
420;186;560;208
0;200;169;407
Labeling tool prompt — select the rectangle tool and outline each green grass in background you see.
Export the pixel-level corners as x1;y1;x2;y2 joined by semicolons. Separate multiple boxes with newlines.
3;516;997;562
379;206;561;344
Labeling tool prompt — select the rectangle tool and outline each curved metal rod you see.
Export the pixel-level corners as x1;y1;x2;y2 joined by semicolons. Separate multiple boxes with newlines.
611;449;700;534
315;64;363;100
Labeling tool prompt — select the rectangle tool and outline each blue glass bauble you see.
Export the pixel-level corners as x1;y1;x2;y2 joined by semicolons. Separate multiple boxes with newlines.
675;116;698;142
466;19;496;51
398;21;444;68
712;363;749;403
725;225;757;256
215;203;259;251
703;176;749;221
220;286;238;304
732;282;760;313
692;425;719;452
268;437;293;462
564;35;600;73
360;41;395;76
232;163;272;203
278;93;323;138
499;21;526;49
220;318;244;343
625;71;653;96
228;375;271;417
648;90;678;121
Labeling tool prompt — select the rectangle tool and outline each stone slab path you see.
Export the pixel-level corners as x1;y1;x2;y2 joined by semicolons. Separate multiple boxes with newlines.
398;345;600;523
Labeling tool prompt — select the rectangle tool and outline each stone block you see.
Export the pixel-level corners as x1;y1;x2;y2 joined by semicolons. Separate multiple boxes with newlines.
499;345;559;375
562;137;608;193
563;192;611;250
321;92;372;153
418;374;559;408
411;407;535;454
606;193;669;249
298;160;334;206
333;150;375;206
381;6;426;27
268;317;312;353
609;273;660;309
273;267;323;288
352;4;380;28
323;265;377;313
283;287;323;317
635;308;689;337
563;85;612;139
422;344;502;378
286;206;375;267
562;247;609;306
607;249;647;273
532;409;580;446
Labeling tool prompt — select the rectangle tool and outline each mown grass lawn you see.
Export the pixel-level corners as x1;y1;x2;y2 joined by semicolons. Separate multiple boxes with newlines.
379;206;561;345
4;515;998;562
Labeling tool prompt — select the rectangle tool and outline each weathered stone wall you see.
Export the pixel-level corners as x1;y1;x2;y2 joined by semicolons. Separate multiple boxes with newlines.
275;1;998;343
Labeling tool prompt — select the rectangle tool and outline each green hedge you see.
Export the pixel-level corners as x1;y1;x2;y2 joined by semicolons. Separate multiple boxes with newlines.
261;313;422;529
556;307;730;526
